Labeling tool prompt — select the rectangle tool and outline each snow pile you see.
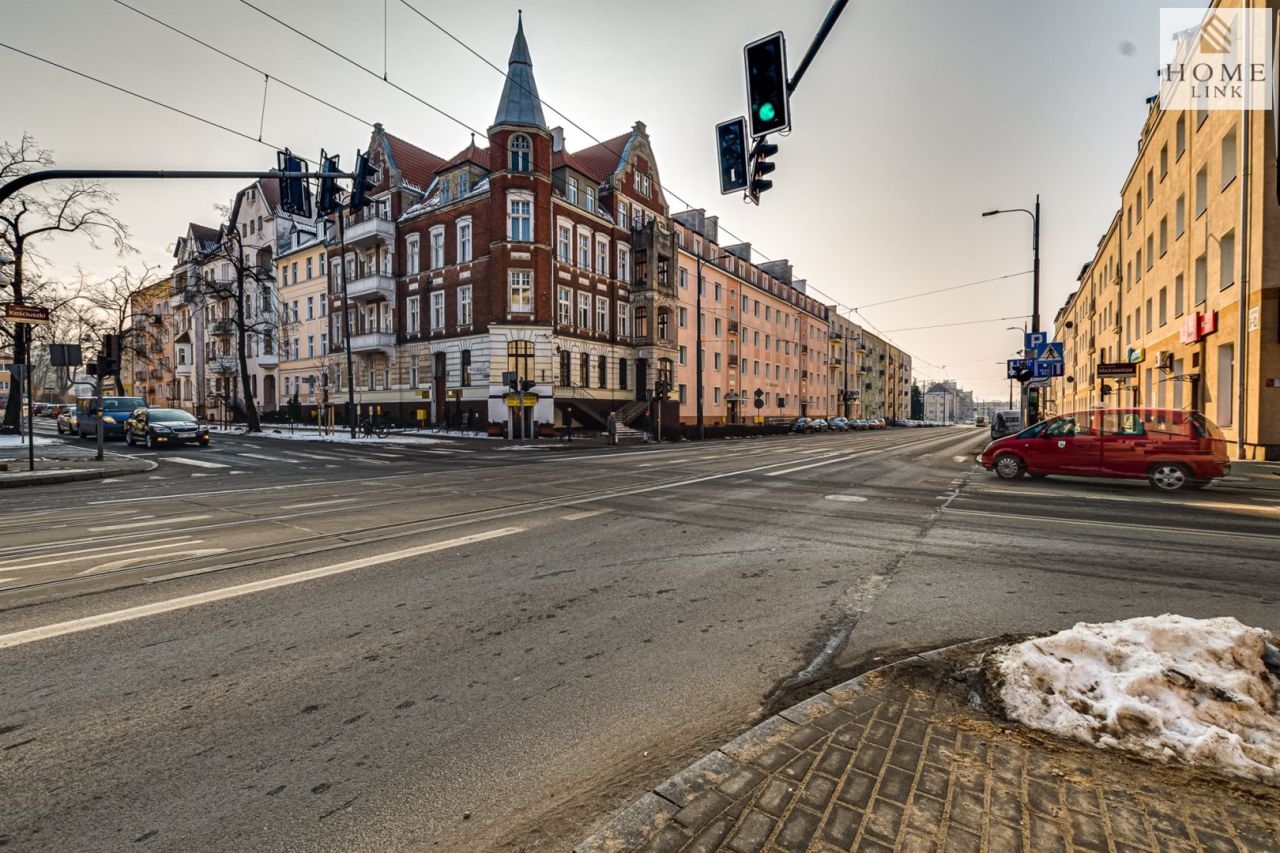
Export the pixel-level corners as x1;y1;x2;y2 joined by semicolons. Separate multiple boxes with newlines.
990;615;1280;783
251;431;445;446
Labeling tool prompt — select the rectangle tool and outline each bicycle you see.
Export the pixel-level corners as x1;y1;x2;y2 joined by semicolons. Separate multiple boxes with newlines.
360;417;390;439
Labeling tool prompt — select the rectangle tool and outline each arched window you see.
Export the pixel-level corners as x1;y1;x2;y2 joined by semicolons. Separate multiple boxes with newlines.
509;134;531;173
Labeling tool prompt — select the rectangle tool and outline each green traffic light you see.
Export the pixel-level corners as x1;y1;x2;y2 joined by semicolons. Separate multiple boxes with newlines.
759;102;776;122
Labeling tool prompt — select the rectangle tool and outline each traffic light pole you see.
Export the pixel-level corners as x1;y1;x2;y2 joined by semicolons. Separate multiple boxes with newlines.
785;0;850;98
24;325;35;472
335;212;358;438
0;169;352;207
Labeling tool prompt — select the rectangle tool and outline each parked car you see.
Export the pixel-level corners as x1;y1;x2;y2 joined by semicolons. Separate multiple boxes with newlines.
78;396;148;439
867;417;885;430
125;407;210;448
56;409;78;435
828;416;852;431
978;408;1229;492
808;418;830;432
789;417;813;433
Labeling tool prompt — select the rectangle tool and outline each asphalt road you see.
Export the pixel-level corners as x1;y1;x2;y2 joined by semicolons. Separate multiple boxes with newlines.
2;426;1278;851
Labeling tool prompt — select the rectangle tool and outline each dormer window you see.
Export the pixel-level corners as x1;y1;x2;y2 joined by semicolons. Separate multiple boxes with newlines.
585;187;595;213
458;171;469;195
440;176;452;204
567;177;578;204
510;134;531;173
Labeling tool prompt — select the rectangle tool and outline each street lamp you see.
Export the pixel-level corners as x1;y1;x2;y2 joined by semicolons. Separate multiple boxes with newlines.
983;197;1041;336
695;251;739;440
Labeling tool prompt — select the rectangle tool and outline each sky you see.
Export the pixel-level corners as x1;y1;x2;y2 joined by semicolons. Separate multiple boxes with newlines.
0;0;1202;399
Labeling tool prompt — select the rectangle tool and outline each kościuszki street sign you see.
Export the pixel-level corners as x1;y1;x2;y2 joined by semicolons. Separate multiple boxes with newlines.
3;303;50;324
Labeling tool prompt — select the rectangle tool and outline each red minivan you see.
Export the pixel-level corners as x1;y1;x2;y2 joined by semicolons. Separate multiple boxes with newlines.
978;408;1230;491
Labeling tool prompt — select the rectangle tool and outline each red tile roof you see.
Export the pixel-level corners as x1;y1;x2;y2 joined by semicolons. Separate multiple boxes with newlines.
570;131;632;183
384;131;448;188
442;142;490;171
256;177;280;210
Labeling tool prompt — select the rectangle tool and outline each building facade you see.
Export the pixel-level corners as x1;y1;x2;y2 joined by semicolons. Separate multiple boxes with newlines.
275;223;331;416
1047;0;1280;459
120;277;175;403
923;380;974;424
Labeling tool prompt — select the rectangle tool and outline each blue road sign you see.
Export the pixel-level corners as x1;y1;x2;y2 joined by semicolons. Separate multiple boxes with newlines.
1025;331;1046;351
1036;341;1064;362
1007;358;1027;379
1032;359;1065;378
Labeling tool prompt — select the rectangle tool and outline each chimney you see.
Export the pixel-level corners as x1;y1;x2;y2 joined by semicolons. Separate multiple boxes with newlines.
791;278;807;295
551;126;565;153
704;215;719;245
722;242;752;262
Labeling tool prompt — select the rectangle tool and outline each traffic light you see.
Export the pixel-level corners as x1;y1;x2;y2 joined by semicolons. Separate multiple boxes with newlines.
99;333;121;377
519;379;535;393
654;379;672;401
744;32;790;138
749;141;778;203
716;117;749;194
86;360;97;377
350;149;377;210
316;150;342;216
276;149;312;218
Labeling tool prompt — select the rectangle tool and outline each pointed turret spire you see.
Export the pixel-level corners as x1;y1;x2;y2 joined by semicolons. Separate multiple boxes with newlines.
492;12;546;129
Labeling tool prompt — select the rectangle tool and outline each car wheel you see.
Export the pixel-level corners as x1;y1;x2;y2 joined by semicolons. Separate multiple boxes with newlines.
1148;462;1191;492
198;439;209;447
994;453;1026;480
146;432;156;450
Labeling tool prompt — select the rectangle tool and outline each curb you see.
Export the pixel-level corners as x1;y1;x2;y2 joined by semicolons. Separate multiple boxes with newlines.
574;636;1001;853
0;459;158;489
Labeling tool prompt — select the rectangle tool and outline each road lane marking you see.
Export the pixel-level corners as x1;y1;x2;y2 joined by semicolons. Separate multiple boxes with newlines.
560;509;611;521
764;450;882;477
0;527;524;650
76;547;223;575
0;539;197;573
237;453;298;463
279;497;361;510
282;450;345;460
0;577;20;584
364;452;404;459
825;495;869;503
89;514;211;532
162;456;230;469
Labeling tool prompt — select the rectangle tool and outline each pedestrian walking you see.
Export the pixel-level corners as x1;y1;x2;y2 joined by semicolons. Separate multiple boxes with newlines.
607;410;618;446
564;405;574;442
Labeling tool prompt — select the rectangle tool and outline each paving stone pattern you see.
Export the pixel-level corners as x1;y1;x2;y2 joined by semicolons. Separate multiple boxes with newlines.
604;662;1280;852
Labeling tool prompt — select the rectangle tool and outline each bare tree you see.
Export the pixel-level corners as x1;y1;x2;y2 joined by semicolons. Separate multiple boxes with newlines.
75;264;165;396
0;133;130;430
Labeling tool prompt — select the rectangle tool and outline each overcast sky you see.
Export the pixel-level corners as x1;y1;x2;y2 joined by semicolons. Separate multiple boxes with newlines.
1;0;1198;399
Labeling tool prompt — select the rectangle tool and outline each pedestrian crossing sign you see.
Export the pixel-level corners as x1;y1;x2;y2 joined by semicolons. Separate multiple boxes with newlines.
1036;342;1064;363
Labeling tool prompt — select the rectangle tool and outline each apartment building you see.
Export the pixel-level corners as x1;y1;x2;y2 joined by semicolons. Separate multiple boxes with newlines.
1048;0;1280;459
669;209;832;423
323;16;678;436
275;223;331;415
120;277;175;404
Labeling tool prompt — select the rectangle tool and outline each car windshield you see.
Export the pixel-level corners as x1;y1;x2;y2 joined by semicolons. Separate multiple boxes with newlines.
148;409;196;422
102;398;145;411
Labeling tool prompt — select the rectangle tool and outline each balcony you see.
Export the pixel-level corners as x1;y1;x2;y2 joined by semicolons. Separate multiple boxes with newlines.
727;354;739;368
211;355;237;374
348;331;397;353
210;318;236;337
256;352;279;368
342;210;395;247
175;361;193;376
346;271;396;303
728;319;739;335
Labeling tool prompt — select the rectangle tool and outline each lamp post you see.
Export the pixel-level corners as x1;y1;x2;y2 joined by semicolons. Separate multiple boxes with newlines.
983;196;1041;337
695;251;738;440
1007;325;1028;422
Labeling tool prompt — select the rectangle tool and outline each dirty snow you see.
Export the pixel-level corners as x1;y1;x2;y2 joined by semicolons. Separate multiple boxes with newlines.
0;434;57;449
246;430;448;446
991;615;1280;783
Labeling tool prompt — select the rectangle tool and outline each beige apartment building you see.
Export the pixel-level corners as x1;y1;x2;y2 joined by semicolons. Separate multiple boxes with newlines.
671;210;832;424
120;277;176;404
275;226;331;417
1048;0;1280;459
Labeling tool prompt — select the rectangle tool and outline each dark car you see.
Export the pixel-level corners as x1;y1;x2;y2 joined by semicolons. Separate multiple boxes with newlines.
125;407;210;448
828;416;852;431
790;417;813;433
78;396;148;439
978;408;1229;492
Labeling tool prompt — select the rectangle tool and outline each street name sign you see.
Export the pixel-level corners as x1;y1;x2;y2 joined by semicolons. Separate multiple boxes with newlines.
3;303;49;324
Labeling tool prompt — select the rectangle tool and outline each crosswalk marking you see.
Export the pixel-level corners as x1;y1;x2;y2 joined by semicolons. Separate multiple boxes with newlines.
161;456;230;469
764;449;882;477
364;451;404;459
561;509;611;521
237;453;298;463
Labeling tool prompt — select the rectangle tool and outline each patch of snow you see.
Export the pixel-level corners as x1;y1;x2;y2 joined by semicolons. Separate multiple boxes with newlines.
249;430;447;446
496;445;553;452
0;434;58;448
991;615;1280;783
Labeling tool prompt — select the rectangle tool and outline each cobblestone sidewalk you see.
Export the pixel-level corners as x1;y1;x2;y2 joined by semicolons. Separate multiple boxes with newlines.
577;643;1280;852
